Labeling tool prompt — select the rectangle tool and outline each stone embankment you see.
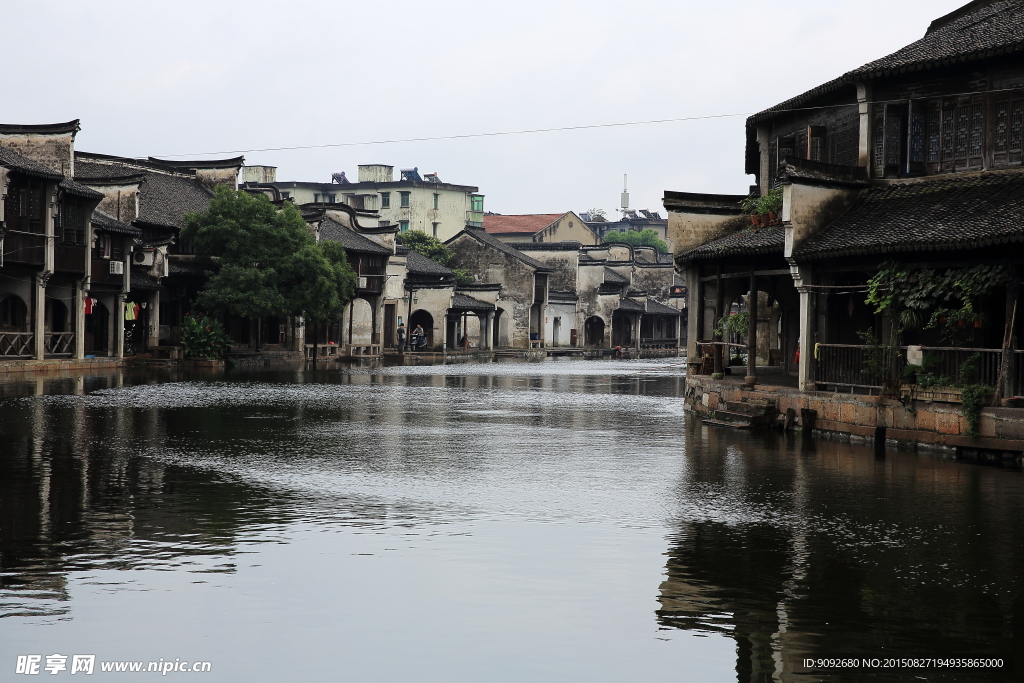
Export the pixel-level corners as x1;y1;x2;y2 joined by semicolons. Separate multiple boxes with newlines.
686;375;1024;464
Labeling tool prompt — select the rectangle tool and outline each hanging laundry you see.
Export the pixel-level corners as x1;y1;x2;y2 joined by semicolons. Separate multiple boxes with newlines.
84;298;94;315
125;302;137;321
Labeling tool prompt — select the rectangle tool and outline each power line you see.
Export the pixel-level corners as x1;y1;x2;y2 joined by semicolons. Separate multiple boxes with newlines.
155;113;751;157
123;85;1024;159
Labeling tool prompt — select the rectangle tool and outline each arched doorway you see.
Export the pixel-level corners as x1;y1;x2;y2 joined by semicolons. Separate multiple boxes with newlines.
85;301;110;354
46;299;68;332
409;309;434;349
584;316;605;347
0;295;28;330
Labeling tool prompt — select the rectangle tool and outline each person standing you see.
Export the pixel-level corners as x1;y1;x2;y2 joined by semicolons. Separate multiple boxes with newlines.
397;323;407;354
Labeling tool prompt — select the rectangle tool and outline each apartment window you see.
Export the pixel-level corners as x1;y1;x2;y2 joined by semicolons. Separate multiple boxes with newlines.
470;195;484;212
432;222;439;237
281;191;291;199
399;220;410;232
378;220;391;228
313;193;320;203
326;193;336;204
433;193;439;209
111;236;124;260
399;191;411;208
380;192;390;208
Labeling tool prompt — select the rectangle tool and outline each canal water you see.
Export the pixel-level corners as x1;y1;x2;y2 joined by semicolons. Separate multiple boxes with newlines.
0;359;1021;682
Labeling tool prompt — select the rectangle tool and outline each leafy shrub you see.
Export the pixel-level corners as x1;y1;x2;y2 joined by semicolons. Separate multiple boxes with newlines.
181;314;232;359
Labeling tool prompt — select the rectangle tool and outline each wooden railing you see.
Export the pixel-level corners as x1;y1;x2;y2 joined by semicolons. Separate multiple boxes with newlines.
45;333;74;355
0;332;34;357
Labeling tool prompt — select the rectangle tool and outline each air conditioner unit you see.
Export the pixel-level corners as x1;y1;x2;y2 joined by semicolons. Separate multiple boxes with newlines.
133;251;155;266
109;261;124;275
357;276;368;289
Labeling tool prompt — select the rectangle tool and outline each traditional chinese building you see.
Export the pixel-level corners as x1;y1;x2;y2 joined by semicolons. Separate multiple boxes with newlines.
667;0;1024;450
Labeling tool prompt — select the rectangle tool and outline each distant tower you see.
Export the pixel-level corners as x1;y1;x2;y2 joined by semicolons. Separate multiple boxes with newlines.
620;173;629;217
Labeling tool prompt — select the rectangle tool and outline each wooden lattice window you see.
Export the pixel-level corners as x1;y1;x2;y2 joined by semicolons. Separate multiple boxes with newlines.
809;126;826;162
927;97;984;172
59;198;87;245
832;111;859;167
993;93;1024;168
4;179;45;233
872;104;886;169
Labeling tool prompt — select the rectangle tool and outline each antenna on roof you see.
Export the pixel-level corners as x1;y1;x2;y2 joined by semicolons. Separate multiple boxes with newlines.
620;173;629;217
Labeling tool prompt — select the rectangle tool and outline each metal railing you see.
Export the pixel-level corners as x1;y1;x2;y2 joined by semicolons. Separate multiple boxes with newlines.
816;344;1014;391
0;332;34;357
815;344;887;389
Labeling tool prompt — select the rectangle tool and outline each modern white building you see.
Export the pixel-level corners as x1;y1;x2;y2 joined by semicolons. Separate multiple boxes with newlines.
262;164;483;241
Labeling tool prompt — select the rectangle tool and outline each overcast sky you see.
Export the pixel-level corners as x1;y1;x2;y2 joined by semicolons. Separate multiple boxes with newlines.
9;0;966;216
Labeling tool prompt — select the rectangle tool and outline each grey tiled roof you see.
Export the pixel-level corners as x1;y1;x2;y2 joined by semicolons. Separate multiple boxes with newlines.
92;210;141;236
645;299;682;316
0;145;63;180
604;267;629;284
750;0;1024;123
74;160;148;180
852;0;1024;76
451;293;494;311
319;216;392;255
405;249;454;277
454;227;551;271
617;299;646;312
136;173;213;229
130;273;163;291
60;177;104;199
679;226;785;262
794;171;1024;259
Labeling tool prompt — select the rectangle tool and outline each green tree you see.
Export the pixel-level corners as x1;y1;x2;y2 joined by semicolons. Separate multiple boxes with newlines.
603;228;669;254
397;229;475;286
182;187;357;344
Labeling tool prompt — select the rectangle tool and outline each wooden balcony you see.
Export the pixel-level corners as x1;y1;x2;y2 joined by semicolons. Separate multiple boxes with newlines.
55;243;87;273
2;232;45;266
91;258;123;284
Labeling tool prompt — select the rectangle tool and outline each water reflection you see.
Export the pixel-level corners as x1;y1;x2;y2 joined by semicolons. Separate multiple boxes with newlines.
0;360;1021;682
659;423;1024;682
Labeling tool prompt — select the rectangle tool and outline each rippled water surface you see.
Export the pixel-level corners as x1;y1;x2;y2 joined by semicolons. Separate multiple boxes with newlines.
1;359;1022;682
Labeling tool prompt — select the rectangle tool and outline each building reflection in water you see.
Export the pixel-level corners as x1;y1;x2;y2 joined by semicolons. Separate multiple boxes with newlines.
1;360;682;623
657;420;1024;683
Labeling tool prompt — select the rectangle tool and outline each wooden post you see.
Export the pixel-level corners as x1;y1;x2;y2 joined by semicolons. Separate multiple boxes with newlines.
714;265;724;375
994;273;1020;404
744;270;758;388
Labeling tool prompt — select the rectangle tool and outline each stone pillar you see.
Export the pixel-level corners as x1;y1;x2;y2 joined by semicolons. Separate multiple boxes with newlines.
115;294;126;358
74;278;86;359
797;288;816;391
744;271;758;388
482;312;494;350
32;272;49;360
857;82;872;175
